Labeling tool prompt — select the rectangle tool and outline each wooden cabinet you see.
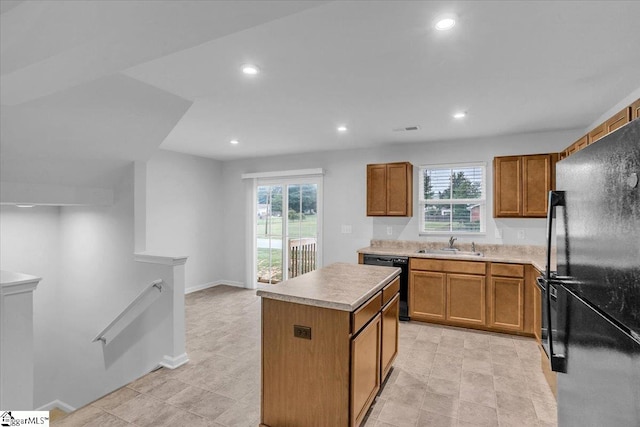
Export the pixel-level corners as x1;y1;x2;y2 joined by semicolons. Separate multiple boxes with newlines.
261;273;400;427
493;156;522;217
366;162;413;216
409;258;539;337
632;99;640;120
605;107;631;134
409;258;486;328
410;271;446;321
494;153;556;218
488;263;525;332
447;274;486;326
561;99;638;160
380;293;399;382
351;313;381;427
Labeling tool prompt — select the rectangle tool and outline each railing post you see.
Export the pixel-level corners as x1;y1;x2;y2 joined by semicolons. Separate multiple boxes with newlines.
1;271;42;410
134;254;189;369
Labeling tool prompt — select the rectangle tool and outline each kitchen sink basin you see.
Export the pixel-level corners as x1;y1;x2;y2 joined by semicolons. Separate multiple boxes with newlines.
416;248;484;257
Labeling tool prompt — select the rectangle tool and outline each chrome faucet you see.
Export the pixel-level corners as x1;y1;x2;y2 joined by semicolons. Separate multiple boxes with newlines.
448;236;457;249
471;241;476;252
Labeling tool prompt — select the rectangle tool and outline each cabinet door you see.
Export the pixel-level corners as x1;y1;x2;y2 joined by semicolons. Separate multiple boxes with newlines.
381;294;399;381
522;154;554;217
489;277;524;331
493;156;522;217
588;122;607;144
447;274;486;326
606;107;631;134
387;163;412;216
409;271;446;322
367;164;387;216
632;99;640;120
351;314;381;427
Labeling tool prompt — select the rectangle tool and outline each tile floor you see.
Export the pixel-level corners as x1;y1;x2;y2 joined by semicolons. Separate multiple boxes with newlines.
52;285;557;427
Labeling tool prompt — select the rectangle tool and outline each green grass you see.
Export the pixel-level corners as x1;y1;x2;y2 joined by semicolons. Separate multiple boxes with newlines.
256;214;318;283
256;214;317;238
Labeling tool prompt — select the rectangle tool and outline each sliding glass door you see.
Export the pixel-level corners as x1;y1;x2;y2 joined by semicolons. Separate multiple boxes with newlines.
256;178;321;285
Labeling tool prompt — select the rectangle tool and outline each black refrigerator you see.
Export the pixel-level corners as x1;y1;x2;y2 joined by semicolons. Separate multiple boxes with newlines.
542;118;640;426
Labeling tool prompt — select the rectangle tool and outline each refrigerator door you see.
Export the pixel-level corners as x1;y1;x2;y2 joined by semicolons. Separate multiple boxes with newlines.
555;119;640;338
558;286;640;427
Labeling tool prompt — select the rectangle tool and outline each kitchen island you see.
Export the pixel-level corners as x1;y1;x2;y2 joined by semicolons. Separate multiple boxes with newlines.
257;262;401;427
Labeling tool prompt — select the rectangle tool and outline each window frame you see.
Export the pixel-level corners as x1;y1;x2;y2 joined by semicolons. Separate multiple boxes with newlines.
418;162;487;236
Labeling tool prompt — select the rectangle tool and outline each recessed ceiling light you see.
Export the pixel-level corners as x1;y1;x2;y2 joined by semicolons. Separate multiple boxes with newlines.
435;16;456;31
241;64;260;75
16;204;34;208
453;112;467;119
230;139;239;145
337;125;348;132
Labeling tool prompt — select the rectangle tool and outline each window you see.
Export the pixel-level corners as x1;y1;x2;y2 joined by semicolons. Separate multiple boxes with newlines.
419;163;486;234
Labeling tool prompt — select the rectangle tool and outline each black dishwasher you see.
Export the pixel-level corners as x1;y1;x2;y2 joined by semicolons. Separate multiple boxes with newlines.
363;254;409;321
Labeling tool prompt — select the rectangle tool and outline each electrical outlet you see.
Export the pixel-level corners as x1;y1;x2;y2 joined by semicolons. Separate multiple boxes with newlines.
517;229;526;239
495;228;503;239
387;226;393;235
341;225;352;234
293;325;311;340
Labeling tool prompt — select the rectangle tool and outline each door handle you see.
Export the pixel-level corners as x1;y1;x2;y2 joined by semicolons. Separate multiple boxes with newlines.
545;191;567;373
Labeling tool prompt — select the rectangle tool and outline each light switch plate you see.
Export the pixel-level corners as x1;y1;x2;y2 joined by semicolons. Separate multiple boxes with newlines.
387;226;393;235
517;229;526;239
341;225;352;234
293;325;311;340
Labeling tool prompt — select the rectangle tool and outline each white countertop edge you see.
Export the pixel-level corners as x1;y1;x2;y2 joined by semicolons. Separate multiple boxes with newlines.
134;253;189;266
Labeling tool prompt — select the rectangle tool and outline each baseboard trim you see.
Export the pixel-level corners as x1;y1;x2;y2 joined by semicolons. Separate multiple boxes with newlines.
159;353;189;370
185;280;245;294
36;399;76;413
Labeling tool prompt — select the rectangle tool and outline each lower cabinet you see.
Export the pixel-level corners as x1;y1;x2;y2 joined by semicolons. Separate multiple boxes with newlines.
260;277;400;427
409;258;535;336
381;294;399;380
409;271;446;321
488;276;524;331
447;274;486;326
351;314;381;427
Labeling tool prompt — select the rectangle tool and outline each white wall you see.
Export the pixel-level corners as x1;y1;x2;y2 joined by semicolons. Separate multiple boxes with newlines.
221;128;581;284
1;164;181;410
146;150;226;291
0;205;62;408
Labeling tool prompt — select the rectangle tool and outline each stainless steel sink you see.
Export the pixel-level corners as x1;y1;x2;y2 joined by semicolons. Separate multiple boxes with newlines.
416;248;484;257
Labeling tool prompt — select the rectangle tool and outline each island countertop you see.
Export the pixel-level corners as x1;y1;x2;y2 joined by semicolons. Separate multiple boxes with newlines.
256;262;401;312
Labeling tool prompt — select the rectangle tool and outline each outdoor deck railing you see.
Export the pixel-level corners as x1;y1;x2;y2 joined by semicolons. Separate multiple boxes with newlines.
289;238;317;278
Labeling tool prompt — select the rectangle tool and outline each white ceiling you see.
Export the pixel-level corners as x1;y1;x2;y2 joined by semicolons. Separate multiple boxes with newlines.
1;1;640;185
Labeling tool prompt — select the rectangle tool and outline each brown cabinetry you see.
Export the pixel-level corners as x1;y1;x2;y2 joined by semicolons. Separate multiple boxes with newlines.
366;162;413;216
351;313;381;427
447;274;486;326
633;99;640;120
380;293;399;381
261;273;400;427
488;263;524;332
494;154;556;218
409;258;486;328
409;257;537;337
561;99;638;160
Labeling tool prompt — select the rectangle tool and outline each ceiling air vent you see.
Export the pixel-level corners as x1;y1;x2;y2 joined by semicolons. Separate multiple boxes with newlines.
392;125;421;132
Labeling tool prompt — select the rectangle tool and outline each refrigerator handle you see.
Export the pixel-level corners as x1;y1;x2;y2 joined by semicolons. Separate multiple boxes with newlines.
545;190;567;373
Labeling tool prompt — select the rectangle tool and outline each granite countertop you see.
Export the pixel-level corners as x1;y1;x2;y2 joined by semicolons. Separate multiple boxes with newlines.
256;262;401;311
358;240;555;273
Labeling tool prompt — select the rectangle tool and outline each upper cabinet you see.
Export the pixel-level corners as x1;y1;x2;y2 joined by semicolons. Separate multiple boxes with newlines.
494;153;556;218
631;98;640;120
367;162;413;216
561;98;638;159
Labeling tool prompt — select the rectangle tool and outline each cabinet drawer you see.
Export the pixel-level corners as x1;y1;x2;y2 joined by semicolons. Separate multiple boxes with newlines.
411;258;486;275
352;292;382;334
382;277;400;306
491;263;524;278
